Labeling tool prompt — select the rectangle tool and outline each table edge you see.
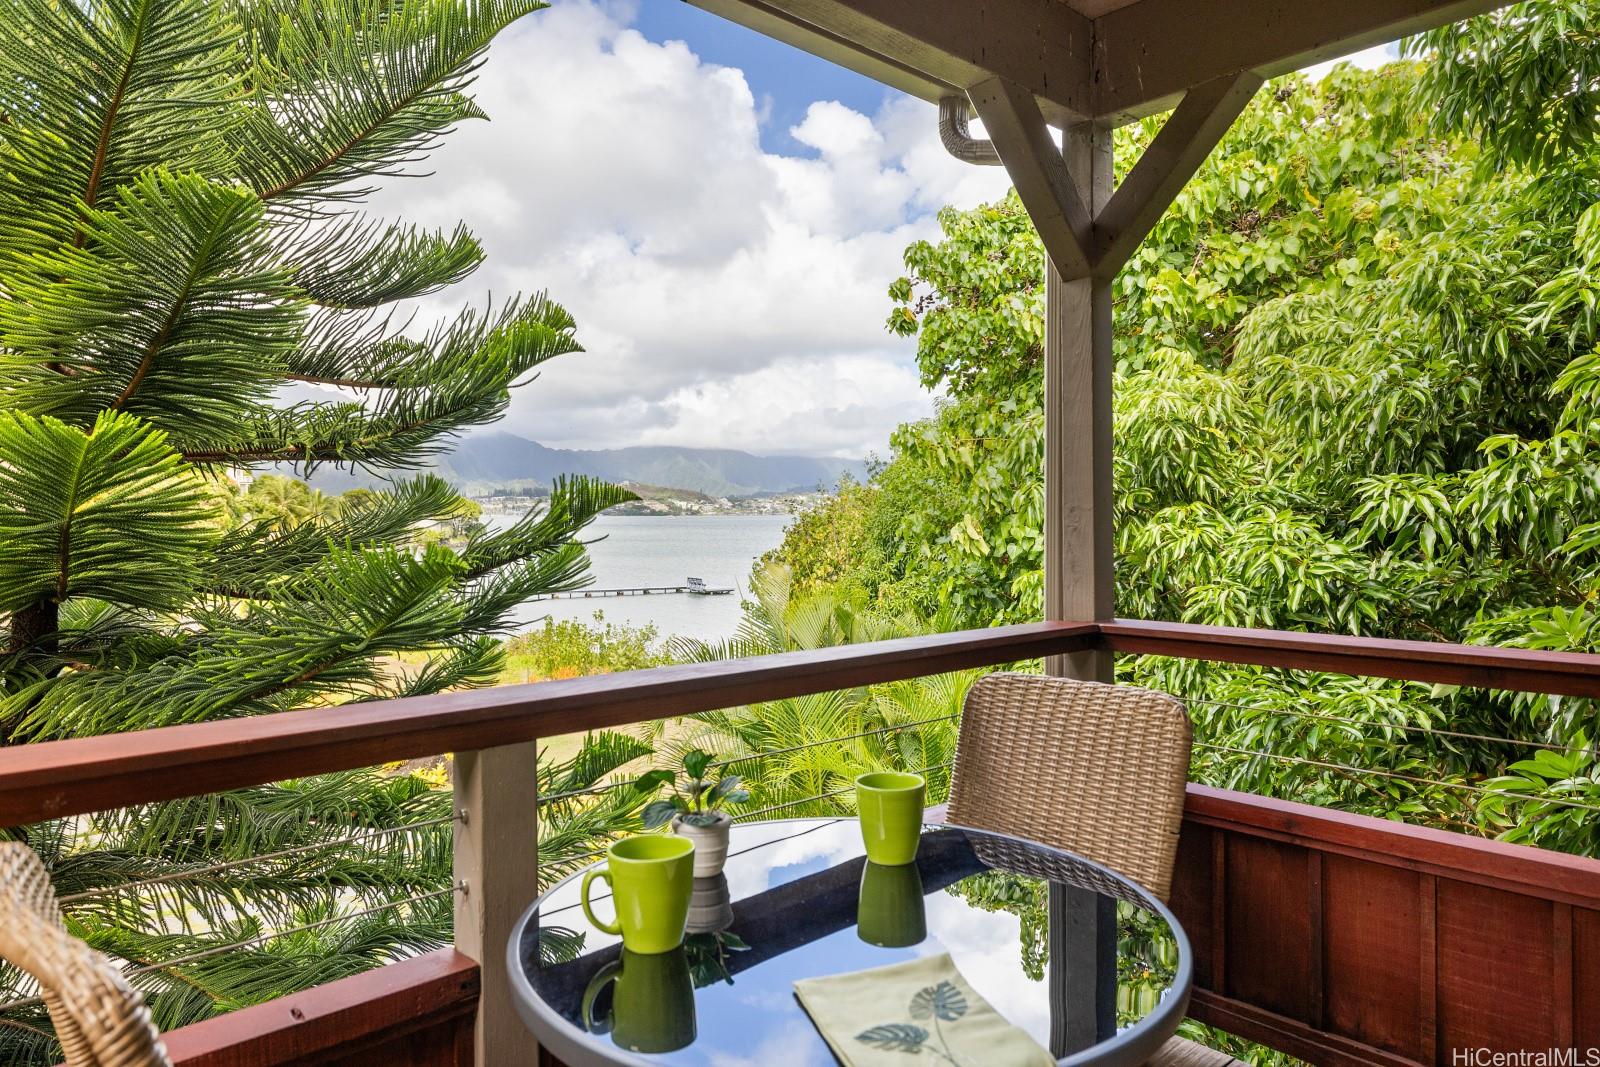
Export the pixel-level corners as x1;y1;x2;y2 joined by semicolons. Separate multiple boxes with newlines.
506;817;1194;1067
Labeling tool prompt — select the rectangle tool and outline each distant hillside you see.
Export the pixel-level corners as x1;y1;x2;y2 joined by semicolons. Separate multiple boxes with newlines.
304;432;867;497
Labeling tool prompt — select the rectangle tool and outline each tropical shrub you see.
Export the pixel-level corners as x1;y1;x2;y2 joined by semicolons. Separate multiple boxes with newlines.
767;42;1600;851
667;567;973;819
501;614;667;682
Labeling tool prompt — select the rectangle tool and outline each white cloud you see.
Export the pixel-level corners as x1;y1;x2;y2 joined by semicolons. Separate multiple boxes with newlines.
1302;43;1399;81
367;0;1011;458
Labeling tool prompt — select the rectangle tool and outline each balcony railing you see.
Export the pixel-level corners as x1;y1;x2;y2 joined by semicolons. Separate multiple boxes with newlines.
1;619;1597;1066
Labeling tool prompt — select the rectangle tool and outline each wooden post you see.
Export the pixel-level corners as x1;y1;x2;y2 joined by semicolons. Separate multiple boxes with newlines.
1044;120;1115;683
453;742;541;1065
1048;884;1118;1056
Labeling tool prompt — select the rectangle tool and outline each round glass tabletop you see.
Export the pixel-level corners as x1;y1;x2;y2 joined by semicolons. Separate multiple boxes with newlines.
509;818;1191;1067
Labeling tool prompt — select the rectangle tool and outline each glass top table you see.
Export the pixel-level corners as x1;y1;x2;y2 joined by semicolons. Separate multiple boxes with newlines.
509;818;1192;1067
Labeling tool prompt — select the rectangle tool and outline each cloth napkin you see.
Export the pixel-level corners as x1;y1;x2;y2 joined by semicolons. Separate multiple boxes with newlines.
793;953;1055;1067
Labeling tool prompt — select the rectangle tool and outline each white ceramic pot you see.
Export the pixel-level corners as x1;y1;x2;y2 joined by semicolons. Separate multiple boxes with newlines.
686;873;733;933
671;811;732;877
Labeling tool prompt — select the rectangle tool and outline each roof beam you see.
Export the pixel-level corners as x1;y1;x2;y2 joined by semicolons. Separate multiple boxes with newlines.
969;76;1095;280
685;0;1094;126
973;70;1263;282
1091;0;1513;122
1092;70;1262;275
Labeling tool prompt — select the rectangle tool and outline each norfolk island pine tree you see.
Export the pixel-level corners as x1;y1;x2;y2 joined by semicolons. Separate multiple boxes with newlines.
0;2;652;1058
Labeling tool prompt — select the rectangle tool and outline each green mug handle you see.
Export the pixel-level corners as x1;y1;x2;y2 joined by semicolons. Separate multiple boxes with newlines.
581;959;622;1033
581;868;622;935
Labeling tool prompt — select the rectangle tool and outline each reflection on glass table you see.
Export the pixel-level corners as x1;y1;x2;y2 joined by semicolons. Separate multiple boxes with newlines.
509;818;1192;1067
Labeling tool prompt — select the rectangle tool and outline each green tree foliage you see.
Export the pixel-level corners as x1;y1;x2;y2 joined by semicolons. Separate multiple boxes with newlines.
231;474;346;532
1409;1;1600;171
664;567;968;818
769;53;1600;851
0;2;648;1057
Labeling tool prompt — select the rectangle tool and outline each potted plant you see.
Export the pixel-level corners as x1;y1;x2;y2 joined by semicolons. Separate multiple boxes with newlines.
638;749;749;877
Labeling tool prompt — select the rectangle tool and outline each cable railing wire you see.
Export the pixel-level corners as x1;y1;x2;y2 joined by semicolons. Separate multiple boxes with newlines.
55;814;459;906
712;716;957;769
734;760;953;822
1185;696;1577;754
1193;741;1600;815
536;715;958;806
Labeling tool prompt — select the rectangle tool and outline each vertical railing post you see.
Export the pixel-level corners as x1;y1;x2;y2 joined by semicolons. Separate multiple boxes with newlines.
1043;118;1116;681
1043;119;1118;1054
454;742;541;1065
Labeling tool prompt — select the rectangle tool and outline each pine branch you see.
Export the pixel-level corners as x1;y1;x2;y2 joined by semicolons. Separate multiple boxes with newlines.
235;0;547;207
181;296;581;470
282;214;483;310
0;171;303;439
0;0;237;259
206;475;464;598
0;411;218;615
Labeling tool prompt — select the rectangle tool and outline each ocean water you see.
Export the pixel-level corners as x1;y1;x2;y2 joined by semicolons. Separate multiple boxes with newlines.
487;513;793;643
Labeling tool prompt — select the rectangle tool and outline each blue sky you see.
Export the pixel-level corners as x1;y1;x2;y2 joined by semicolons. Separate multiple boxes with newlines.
365;2;1397;458
628;1;893;155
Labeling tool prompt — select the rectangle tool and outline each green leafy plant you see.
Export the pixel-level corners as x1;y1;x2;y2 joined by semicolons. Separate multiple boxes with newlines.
684;929;751;987
638;749;750;828
0;1;646;1059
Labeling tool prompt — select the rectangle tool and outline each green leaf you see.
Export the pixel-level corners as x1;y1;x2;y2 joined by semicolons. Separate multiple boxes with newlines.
641;800;682;830
0;410;217;613
683;749;714;780
633;770;675;795
855;1024;929;1052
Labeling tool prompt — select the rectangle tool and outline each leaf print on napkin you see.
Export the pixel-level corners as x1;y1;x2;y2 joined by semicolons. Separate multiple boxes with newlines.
856;981;972;1065
856;1024;931;1052
909;981;968;1023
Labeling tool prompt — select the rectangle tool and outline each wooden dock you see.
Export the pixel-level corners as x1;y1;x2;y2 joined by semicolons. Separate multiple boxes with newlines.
529;578;735;601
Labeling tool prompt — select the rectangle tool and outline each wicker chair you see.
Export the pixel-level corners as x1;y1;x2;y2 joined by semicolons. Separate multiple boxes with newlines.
946;674;1239;1067
0;843;171;1067
947;671;1192;901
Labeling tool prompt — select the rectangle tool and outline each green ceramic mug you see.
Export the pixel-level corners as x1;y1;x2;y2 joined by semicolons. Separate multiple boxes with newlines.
855;771;926;866
582;835;695;954
857;860;927;948
581;947;697;1054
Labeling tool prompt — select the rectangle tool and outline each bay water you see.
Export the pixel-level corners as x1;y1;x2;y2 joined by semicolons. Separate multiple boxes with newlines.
488;513;793;643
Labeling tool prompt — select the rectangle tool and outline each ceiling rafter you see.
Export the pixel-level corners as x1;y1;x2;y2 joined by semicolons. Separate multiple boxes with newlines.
684;0;1094;125
1090;0;1513;121
691;0;1516;126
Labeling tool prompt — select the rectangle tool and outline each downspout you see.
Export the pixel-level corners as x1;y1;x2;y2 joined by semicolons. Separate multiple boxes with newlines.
938;96;1003;166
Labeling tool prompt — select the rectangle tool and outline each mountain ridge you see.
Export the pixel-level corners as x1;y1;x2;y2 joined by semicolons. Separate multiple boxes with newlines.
304;431;868;497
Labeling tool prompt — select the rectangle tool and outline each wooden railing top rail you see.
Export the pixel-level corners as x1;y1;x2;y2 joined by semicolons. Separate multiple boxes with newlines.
0;621;1095;826
1099;618;1600;698
5;618;1600;827
161;948;478;1066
